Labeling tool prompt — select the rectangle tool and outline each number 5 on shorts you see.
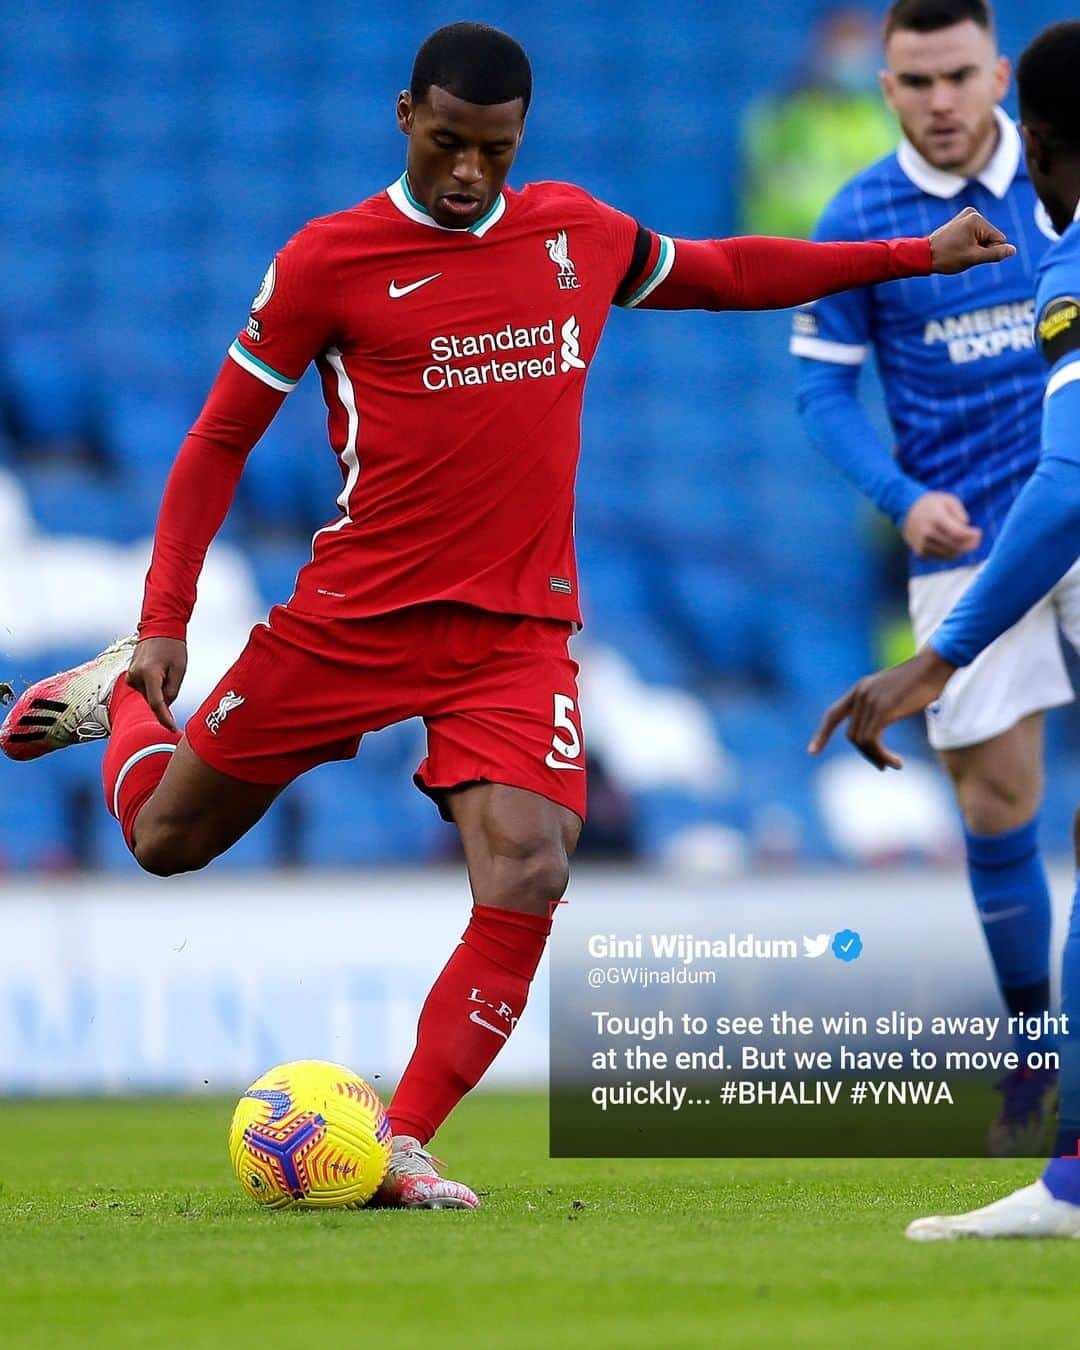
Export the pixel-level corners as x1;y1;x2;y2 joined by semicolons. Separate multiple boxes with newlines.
545;693;584;771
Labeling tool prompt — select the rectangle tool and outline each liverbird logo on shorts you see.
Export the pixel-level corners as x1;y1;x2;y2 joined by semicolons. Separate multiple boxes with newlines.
206;690;245;736
545;230;580;290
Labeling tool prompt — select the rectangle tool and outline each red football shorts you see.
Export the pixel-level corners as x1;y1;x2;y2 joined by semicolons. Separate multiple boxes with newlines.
186;601;587;821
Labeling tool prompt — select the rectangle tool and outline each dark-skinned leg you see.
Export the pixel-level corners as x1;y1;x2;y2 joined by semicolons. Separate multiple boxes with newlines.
449;781;582;914
103;677;282;877
130;739;283;876
387;782;581;1145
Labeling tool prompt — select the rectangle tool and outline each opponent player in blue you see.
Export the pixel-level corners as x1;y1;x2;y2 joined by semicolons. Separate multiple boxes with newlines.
793;0;1069;1152
812;19;1080;1240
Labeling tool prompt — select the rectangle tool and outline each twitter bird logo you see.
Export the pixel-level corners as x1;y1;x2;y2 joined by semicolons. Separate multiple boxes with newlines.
802;933;831;958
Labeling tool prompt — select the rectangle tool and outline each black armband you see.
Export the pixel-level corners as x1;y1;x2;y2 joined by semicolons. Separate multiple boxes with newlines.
1037;295;1080;367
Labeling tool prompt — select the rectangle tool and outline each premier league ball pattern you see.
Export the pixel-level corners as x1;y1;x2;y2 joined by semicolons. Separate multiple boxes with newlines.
228;1060;392;1209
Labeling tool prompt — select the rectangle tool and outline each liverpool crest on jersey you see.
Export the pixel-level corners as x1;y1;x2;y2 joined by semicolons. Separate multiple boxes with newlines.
545;231;580;290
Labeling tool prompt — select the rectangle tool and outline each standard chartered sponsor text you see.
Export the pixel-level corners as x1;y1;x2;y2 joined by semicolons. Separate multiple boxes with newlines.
423;317;579;390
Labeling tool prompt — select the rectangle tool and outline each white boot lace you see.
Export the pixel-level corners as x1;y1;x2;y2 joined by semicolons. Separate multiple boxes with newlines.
389;1140;445;1178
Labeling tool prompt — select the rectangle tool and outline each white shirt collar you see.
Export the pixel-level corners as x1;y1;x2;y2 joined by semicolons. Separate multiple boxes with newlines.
897;106;1021;200
385;173;507;238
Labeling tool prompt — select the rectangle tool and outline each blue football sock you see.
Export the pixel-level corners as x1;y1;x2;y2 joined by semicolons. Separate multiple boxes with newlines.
1049;871;1080;1183
964;817;1053;1054
1043;1158;1080;1203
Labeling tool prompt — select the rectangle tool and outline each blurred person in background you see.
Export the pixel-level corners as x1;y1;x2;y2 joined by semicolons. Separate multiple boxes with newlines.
793;0;1065;1154
0;21;1010;1208
741;5;898;237
812;20;1080;1238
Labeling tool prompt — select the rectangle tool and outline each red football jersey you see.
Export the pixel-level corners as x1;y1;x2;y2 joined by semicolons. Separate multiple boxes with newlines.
137;176;929;643
228;177;658;625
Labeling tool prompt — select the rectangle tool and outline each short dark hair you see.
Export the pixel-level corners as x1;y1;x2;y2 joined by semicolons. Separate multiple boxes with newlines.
883;0;992;42
1018;22;1080;148
410;22;532;116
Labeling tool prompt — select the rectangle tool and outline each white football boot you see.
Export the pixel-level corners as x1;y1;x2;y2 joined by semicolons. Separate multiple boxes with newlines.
0;635;138;761
906;1180;1080;1240
372;1136;479;1209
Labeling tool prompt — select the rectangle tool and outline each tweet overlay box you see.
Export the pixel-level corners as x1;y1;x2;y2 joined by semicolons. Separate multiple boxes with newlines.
548;877;1064;1157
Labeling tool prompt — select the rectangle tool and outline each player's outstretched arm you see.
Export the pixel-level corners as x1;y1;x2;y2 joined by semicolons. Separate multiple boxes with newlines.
810;383;1080;769
130;358;287;731
627;207;1013;313
808;648;957;771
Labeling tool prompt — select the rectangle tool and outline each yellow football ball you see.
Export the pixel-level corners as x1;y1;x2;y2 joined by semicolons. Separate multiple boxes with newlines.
228;1060;392;1209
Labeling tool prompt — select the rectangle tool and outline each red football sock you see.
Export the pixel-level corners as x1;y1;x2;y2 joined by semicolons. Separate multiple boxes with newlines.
389;903;553;1144
101;677;180;849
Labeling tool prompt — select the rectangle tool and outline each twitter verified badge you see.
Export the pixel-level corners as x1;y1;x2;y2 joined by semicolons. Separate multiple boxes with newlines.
831;929;864;962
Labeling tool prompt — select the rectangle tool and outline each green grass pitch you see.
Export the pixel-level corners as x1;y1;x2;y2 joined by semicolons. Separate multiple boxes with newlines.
0;1092;1076;1349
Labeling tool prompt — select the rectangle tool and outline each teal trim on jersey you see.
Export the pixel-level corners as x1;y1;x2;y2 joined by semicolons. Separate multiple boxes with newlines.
229;340;298;388
466;194;503;235
621;235;673;308
401;173;503;235
401;173;427;215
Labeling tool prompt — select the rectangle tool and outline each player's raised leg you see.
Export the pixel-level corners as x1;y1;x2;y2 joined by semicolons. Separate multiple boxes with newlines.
939;715;1058;1154
377;783;580;1209
1;634;284;875
0;634;140;761
110;708;282;876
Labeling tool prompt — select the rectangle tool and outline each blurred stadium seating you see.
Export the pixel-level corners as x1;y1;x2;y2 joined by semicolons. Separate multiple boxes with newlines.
0;0;1073;872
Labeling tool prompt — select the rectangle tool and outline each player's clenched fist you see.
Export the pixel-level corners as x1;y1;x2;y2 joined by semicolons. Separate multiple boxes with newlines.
928;205;1016;275
902;491;982;561
127;636;188;733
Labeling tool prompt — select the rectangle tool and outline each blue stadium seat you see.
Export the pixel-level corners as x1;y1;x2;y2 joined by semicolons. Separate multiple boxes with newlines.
246;538;305;608
764;593;876;706
629;786;749;865
0;83;95;164
99;385;202;476
663;559;765;679
94;79;206;157
290;757;447;867
235;381;339;532
93;166;203;246
5;7;100;64
577;537;697;687
0;242;75;323
2;165;96;243
4;331;96;446
18;462;151;541
87;244;202;328
0;756;73;870
97;3;205;74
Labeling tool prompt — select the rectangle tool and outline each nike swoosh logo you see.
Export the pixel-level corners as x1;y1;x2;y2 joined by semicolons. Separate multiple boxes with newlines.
388;273;442;299
981;904;1030;925
545;753;584;771
469;1009;509;1039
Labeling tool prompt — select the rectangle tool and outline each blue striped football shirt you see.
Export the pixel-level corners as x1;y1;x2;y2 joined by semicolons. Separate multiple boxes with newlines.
792;108;1056;577
933;205;1080;664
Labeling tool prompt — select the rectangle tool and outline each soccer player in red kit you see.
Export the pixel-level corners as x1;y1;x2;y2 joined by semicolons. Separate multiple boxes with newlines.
1;23;1013;1206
